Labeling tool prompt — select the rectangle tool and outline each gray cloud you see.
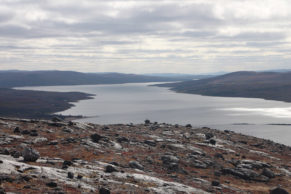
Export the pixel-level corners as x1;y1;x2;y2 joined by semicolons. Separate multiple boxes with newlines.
0;0;290;73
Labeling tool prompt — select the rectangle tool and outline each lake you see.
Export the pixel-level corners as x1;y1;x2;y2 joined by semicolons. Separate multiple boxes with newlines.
17;83;291;146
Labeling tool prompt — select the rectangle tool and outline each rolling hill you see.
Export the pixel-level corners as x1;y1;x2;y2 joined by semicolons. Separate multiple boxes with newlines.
0;70;190;88
157;71;291;102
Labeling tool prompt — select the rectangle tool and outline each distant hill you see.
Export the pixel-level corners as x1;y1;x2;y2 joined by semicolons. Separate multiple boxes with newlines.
144;73;215;80
0;71;191;88
157;71;291;102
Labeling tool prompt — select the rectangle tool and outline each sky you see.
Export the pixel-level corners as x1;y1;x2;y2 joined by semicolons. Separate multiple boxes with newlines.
0;0;291;74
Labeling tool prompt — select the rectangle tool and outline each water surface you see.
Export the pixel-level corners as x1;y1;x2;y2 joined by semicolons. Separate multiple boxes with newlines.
17;83;291;146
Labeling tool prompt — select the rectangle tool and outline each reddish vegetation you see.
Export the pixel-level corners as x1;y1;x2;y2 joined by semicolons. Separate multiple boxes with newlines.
0;117;290;193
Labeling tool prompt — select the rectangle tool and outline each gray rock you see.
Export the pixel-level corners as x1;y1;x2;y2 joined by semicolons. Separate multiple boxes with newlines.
52;117;63;122
63;128;73;133
270;187;289;194
0;148;10;155
48;140;58;145
105;165;118;173
221;167;269;182
116;137;129;143
0;187;5;194
129;161;144;170
33;137;48;144
167;162;179;171
14;127;21;133
10;150;21;158
67;172;74;179
146;156;154;164
90;133;103;143
0;174;15;183
262;168;275;178
63;160;73;167
185;124;192;128
99;187;110;194
46;181;57;188
21;130;30;135
22;147;40;162
29;131;38;136
222;167;257;180
205;133;214;140
144;140;156;147
183;133;191;139
240;160;271;169
190;159;208;169
214;153;224;160
209;139;216;145
212;180;220;186
161;155;179;165
144;119;151;125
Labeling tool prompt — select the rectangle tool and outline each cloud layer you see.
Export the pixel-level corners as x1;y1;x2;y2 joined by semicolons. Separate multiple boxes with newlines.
0;0;290;73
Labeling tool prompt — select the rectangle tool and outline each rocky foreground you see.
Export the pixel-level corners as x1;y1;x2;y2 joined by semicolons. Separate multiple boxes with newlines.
0;118;290;194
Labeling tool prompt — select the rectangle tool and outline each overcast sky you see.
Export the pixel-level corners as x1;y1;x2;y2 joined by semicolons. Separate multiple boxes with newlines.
0;0;290;74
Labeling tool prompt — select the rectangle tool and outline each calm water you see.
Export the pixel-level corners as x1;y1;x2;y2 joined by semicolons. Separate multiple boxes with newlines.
17;83;291;146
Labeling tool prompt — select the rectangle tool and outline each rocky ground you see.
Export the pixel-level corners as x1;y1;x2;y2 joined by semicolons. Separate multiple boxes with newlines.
0;117;290;194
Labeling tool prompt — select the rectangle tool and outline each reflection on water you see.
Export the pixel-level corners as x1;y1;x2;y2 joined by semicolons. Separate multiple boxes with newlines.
221;107;291;118
16;83;291;146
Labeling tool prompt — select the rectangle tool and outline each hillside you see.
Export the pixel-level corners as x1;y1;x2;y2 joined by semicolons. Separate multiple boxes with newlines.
144;73;215;80
0;118;290;193
0;71;189;88
157;71;291;102
0;88;93;119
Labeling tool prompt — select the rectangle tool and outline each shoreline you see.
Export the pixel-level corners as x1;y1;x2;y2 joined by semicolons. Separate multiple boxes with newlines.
0;88;94;120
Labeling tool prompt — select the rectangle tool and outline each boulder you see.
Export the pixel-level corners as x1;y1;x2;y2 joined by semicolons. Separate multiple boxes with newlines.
62;160;73;169
22;147;40;162
63;160;73;166
21;130;30;135
48;140;58;145
270;187;289;194
63;128;73;133
0;187;5;194
105;165;118;173
129;161;144;170
51;117;63;122
144;119;151;125
167;162;179;171
190;159;208;169
90;133;103;143
67;172;74;179
240;160;271;169
222;168;257;180
10;150;21;158
99;187;110;194
209;139;216;145
29;130;38;136
262;168;275;179
161;155;179;165
222;167;269;182
212;180;220;186
46;181;57;188
205;133;214;140
144;140;156;147
14;127;21;133
0;148;10;155
214;153;224;160
33;137;48;144
116;137;129;143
